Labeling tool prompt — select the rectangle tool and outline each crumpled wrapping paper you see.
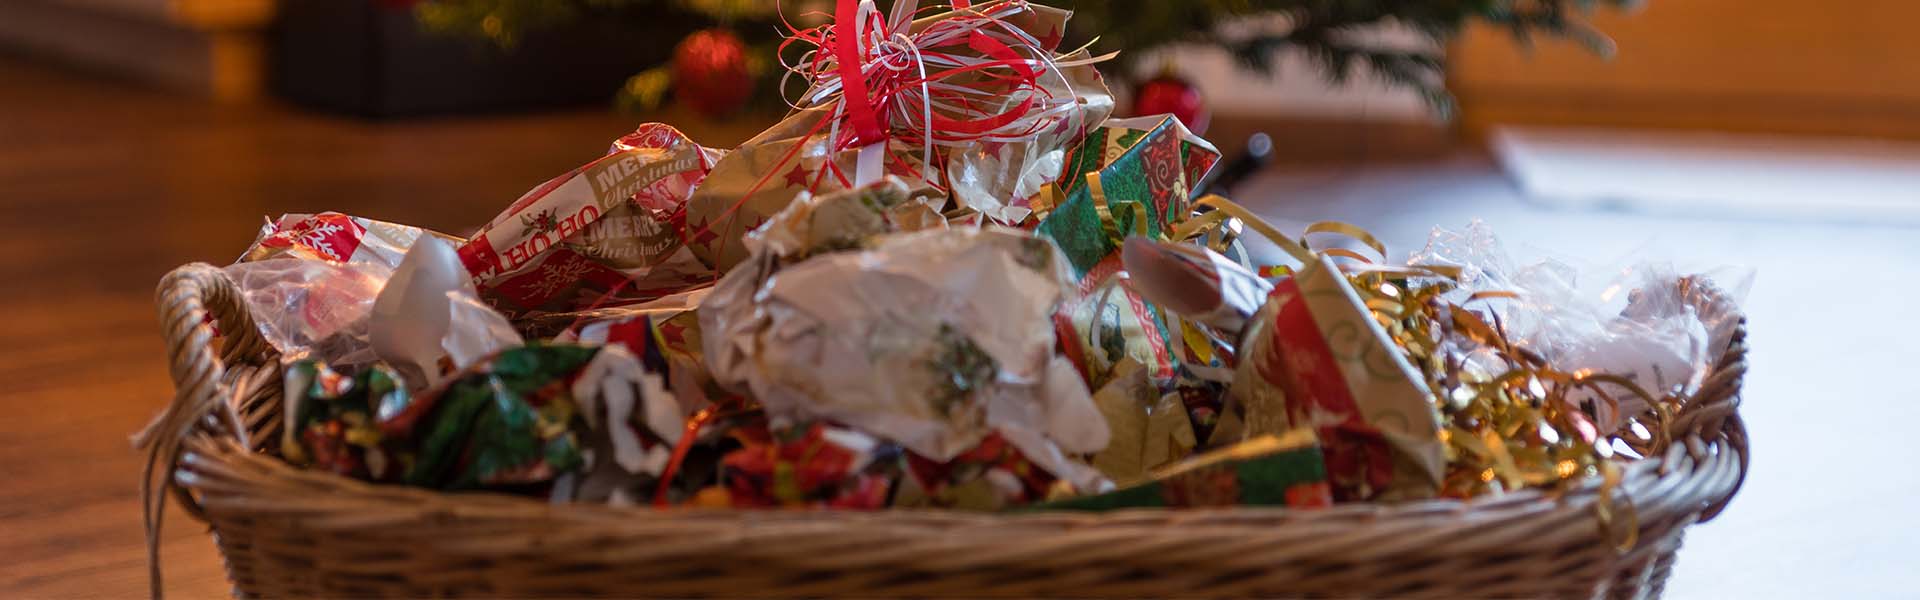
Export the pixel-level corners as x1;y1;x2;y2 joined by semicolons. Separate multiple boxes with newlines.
459;124;723;319
240;212;463;268
701;226;1109;491
1035;430;1331;511
1087;358;1196;486
371;237;524;389
1029;116;1224;388
682;108;945;272
281;342;697;505
1032;115;1220;276
744;176;945;261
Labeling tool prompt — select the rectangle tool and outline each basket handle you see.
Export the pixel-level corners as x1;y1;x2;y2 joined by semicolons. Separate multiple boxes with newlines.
138;263;266;599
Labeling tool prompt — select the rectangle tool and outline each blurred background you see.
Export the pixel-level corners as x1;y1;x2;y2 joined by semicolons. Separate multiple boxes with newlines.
2;0;1916;597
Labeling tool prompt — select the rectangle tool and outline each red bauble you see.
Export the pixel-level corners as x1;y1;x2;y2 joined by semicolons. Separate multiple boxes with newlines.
1131;73;1209;134
672;29;753;118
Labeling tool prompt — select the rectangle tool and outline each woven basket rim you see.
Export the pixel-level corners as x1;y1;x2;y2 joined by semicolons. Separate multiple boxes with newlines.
140;262;1750;598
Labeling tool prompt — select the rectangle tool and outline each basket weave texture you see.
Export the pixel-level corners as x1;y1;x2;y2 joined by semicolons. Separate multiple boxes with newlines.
141;263;1750;599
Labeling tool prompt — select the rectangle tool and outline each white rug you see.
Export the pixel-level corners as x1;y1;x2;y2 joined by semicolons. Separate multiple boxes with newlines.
1490;126;1920;224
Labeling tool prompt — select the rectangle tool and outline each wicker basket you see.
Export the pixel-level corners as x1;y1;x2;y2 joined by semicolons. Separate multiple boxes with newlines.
140;262;1750;598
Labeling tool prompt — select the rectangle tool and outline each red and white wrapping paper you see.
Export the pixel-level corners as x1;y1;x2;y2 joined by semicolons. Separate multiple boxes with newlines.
459;124;722;319
1233;255;1444;500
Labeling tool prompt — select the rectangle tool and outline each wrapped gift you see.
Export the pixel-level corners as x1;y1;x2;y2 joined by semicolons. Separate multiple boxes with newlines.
1233;255;1445;500
1033;117;1222;388
459;124;722;319
242;212;463;268
685;0;1110;271
1033;115;1220;276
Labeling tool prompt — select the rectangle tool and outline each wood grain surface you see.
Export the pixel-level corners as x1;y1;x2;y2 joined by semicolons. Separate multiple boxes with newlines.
0;56;747;599
1450;0;1920;139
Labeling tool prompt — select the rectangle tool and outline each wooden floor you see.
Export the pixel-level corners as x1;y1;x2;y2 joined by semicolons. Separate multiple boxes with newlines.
0;56;747;598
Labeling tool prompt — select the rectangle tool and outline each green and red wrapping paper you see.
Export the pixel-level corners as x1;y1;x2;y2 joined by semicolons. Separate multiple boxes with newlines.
283;344;604;492
1033;116;1222;387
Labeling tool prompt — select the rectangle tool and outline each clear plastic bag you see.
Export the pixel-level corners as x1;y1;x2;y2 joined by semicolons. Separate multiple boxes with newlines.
225;242;523;379
1409;221;1753;434
224;258;390;367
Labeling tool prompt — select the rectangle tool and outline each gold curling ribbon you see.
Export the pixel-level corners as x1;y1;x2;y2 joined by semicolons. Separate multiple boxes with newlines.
1155;192;1659;552
1030;182;1059;220
1319;247;1376;264
1349;260;1663;551
1304;221;1389;261
1178;195;1316;265
1593;461;1640;553
1085;172;1148;246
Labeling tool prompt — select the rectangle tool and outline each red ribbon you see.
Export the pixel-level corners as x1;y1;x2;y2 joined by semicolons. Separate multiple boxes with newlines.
833;0;887;147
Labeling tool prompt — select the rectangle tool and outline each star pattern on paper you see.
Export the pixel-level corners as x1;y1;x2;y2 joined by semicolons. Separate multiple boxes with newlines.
688;217;720;245
656;319;688;349
784;163;812;189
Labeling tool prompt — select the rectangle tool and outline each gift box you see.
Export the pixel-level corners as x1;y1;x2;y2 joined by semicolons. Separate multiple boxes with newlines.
1033;115;1221;277
1033;116;1222;387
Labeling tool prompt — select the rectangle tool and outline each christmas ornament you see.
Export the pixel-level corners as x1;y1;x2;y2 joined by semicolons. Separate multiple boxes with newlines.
1131;70;1209;135
671;29;753;118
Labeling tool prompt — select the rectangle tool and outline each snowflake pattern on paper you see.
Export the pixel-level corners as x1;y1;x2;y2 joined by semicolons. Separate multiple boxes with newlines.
527;257;598;300
298;221;347;260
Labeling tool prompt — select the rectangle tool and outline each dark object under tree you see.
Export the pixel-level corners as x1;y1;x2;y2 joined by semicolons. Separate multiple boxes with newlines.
271;0;698;117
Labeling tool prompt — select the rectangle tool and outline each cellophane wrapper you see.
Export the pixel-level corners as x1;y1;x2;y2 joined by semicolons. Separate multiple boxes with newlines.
226;258;391;367
1409;221;1753;433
